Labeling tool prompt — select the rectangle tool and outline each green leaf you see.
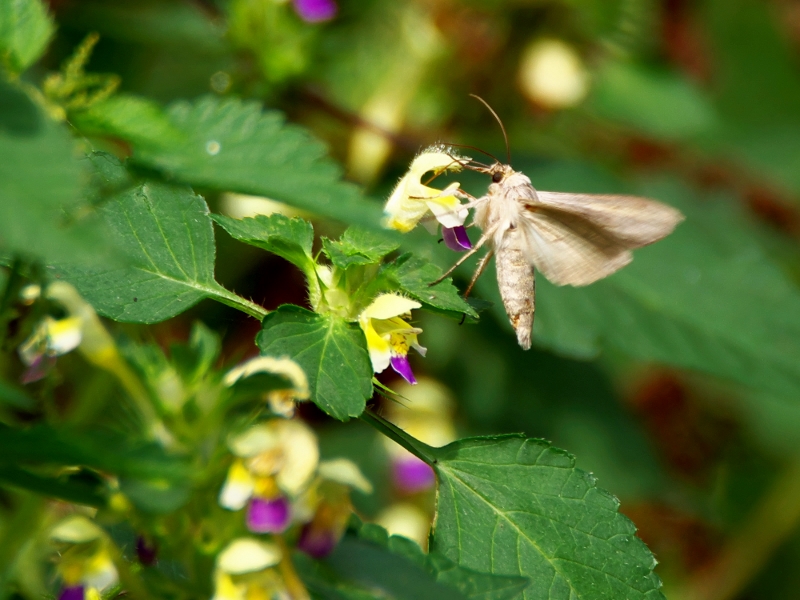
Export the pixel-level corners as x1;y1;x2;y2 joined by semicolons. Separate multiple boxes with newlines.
345;519;530;600
431;435;664;600
590;62;717;141
70;93;184;149
212;213;315;276
381;253;477;319
131;96;383;227
0;465;107;507
0;0;54;73
0;423;189;481
57;155;265;322
0;81;108;264
322;226;400;269
256;305;373;420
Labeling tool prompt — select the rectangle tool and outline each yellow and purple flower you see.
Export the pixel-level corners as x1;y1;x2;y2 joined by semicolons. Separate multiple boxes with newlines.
358;294;426;385
219;419;319;534
51;515;119;600
383;148;473;252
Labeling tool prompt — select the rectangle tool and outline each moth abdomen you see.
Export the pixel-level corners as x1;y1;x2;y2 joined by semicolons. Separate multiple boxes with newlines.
495;229;535;350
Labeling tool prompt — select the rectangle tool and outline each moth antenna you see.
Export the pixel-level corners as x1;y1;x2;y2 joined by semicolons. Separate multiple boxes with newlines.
441;141;502;165
468;94;511;165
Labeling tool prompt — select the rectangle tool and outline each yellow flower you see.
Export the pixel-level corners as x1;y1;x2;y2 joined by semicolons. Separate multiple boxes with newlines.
383;148;469;234
212;538;286;600
358;294;426;385
224;356;309;418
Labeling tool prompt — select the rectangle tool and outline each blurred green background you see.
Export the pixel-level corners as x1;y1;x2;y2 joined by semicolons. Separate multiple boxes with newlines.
8;0;800;598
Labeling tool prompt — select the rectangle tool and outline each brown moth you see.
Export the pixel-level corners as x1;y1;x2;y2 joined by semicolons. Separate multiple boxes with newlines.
435;99;684;350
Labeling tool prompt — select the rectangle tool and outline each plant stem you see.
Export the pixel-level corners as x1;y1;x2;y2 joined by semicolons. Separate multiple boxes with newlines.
678;457;800;600
212;288;269;320
360;409;439;465
276;536;310;600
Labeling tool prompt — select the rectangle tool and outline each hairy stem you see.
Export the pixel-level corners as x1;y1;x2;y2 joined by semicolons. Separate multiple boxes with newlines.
360;409;439;465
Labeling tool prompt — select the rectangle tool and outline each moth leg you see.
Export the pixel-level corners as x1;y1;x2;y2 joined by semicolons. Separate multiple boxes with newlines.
464;250;494;298
428;224;497;286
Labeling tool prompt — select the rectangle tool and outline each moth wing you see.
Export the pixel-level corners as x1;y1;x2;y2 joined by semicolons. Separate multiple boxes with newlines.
529;191;684;247
518;208;633;286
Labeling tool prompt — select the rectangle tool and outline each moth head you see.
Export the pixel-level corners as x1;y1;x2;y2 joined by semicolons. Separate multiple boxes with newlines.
487;163;515;184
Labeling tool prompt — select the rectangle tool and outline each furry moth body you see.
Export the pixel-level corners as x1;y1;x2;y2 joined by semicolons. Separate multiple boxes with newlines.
468;163;683;350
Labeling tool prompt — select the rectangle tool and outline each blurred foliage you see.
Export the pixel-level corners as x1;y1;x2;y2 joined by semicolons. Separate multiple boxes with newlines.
3;0;800;598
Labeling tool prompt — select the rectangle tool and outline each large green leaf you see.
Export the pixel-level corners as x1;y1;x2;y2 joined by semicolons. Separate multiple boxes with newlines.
0;422;191;512
0;0;54;73
212;213;316;276
256;305;373;421
0;81;106;264
58;154;265;322
590;62;717;141
341;519;530;600
431;435;664;600
131;96;383;227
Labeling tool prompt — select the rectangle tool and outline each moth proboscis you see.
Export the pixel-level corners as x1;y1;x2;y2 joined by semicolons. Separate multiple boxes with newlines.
435;96;684;350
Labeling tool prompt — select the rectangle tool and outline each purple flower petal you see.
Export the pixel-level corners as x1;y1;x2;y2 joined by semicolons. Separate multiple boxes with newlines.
298;523;338;558
21;355;56;384
292;0;337;22
59;587;85;600
136;535;158;566
442;226;472;252
390;354;417;385
393;456;435;493
246;496;291;533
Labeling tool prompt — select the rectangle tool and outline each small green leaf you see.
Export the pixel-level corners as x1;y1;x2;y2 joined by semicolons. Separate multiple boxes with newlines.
57;156;265;322
131;96;383;227
256;305;373;421
70;93;184;149
322;226;400;269
212;213;315;275
431;436;664;600
0;0;54;73
381;253;477;319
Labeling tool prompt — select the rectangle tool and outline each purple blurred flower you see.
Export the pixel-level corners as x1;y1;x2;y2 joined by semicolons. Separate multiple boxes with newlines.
298;523;338;558
393;456;435;493
247;496;292;534
136;535;158;566
292;0;337;22
442;226;472;252
59;587;84;600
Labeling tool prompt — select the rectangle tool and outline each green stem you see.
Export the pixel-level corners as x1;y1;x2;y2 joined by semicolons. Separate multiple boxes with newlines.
360;409;439;465
212;289;269;320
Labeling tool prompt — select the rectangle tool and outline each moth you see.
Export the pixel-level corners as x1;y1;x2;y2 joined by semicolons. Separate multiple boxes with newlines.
435;98;684;350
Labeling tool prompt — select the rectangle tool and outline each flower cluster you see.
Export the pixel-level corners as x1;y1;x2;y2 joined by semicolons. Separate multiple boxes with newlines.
218;418;370;543
383;148;472;251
